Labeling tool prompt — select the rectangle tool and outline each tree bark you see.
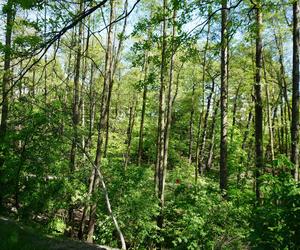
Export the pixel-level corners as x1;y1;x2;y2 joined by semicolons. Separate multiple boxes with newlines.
206;99;220;171
124;102;136;169
67;0;84;236
198;76;215;175
70;0;83;174
262;55;274;161
0;1;15;206
76;143;126;249
254;1;263;200
0;0;14;162
220;0;228;196
195;17;210;183
156;4;177;230
137;54;149;166
188;81;196;164
103;0;128;157
155;0;168;226
231;80;242;142
274;31;291;120
291;0;299;181
86;0;115;242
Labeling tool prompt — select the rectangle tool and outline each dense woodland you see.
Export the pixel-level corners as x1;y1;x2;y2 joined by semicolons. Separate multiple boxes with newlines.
0;0;299;249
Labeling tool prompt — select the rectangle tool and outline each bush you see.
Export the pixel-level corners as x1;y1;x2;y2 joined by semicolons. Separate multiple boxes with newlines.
250;156;300;249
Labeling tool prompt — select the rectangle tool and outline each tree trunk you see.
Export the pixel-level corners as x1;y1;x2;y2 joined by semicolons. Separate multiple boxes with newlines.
206;99;220;171
124;102;136;169
195;17;210;182
231;81;242;142
238;110;253;186
0;1;15;206
188;81;196;164
291;0;299;181
155;0;168;226
254;1;263;200
220;0;228;196
156;4;177;231
86;0;115;243
138;52;150;166
103;0;128;157
262;55;274;161
274;31;291;119
198;77;215;175
78;144;126;249
44;3;48;104
0;0;14;161
67;0;84;236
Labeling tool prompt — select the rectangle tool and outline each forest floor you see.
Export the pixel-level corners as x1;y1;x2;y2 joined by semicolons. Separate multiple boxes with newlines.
0;216;117;250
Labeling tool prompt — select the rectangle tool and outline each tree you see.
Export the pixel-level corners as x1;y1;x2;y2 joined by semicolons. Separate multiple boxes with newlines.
155;0;168;228
220;0;228;196
0;0;15;206
291;0;299;181
86;0;115;242
68;0;84;234
254;0;263;200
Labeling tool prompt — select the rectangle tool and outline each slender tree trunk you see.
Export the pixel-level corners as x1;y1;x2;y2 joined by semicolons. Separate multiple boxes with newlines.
274;31;291;119
77;21;93;240
32;70;36;97
80;18;91;152
103;81;113;158
279;96;285;154
137;54;149;166
237;110;253;186
86;0;115;243
67;0;84;236
162;8;177;194
137;23;153;165
263;55;274;161
220;0;229;197
254;1;263;200
78;145;126;249
0;0;14;158
87;63;95;149
103;0;128;157
155;0;168;226
231;81;242;142
124;102;136;169
195;17;210;182
156;4;177;231
206;99;220;171
291;0;299;181
70;0;83;174
44;2;48;104
0;1;15;206
155;0;168;196
198;77;215;175
188;81;196;164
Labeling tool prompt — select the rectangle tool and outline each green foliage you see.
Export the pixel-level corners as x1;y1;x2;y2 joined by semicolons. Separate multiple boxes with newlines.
14;35;43;53
48;218;66;235
94;163;159;249
0;0;298;249
163;177;251;249
250;157;300;249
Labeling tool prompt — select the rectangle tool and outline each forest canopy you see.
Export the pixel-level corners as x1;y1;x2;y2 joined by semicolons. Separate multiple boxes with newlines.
0;0;299;249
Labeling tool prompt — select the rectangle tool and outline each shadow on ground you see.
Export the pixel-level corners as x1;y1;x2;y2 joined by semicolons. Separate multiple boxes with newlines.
0;216;116;250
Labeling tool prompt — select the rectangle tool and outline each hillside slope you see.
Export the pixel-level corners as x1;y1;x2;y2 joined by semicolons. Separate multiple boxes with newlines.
0;216;117;250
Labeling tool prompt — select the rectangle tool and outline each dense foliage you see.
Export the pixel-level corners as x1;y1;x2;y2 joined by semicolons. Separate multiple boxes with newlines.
0;0;299;249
